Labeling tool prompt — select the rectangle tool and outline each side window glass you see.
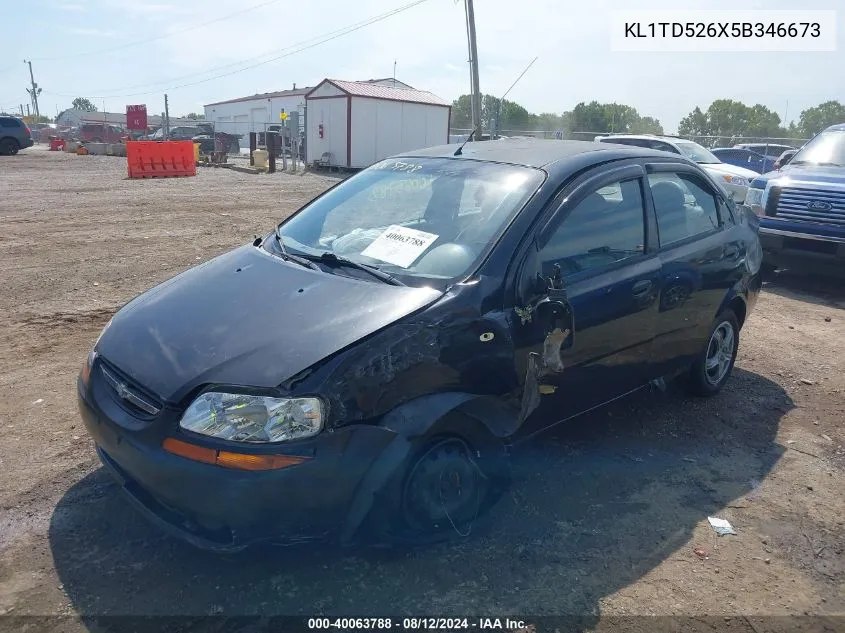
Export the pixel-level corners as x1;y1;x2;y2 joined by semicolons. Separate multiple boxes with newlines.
653;141;680;154
539;178;646;277
648;172;720;247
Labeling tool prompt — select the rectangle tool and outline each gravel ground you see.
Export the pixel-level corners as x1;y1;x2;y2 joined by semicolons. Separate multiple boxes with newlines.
0;147;843;631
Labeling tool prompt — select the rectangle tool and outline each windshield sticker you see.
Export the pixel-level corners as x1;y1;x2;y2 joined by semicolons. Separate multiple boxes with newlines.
360;225;439;268
368;176;435;201
370;160;424;173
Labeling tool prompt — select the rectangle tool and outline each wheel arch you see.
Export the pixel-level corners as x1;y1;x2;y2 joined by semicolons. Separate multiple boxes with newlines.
339;392;517;543
716;287;748;329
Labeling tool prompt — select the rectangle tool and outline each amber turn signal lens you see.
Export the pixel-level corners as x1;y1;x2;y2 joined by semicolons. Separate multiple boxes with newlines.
81;361;92;387
162;438;309;471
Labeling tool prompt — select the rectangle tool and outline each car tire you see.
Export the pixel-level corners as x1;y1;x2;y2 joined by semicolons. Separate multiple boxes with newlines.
0;138;19;155
365;417;509;546
688;309;740;397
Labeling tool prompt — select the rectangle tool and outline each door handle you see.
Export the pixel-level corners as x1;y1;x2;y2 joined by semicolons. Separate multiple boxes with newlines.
631;279;653;297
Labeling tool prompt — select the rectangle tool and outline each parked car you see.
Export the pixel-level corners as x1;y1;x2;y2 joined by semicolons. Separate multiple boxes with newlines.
744;124;845;275
0;116;34;155
596;135;759;202
773;149;798;171
733;143;796;162
711;147;775;174
26;122;49;143
78;139;762;551
76;123;129;144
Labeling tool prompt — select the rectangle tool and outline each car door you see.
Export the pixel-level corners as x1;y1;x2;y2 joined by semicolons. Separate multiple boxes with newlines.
509;163;662;438
644;162;744;376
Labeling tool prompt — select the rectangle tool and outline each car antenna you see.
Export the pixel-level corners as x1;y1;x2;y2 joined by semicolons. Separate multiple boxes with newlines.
453;129;476;156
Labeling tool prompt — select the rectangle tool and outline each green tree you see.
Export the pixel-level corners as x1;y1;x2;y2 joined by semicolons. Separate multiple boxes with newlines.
570;101;663;136
797;100;845;137
184;112;202;120
678;100;791;145
450;94;536;132
632;115;663;135
678;106;710;137
72;97;97;112
450;94;473;129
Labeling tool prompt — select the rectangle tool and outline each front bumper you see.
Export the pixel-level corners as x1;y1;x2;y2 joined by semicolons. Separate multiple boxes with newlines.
759;226;845;273
78;378;397;551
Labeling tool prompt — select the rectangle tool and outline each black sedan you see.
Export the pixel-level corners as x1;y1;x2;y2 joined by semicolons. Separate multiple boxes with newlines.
78;139;763;551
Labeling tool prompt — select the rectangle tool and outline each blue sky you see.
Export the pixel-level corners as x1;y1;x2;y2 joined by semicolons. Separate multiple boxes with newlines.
0;0;842;132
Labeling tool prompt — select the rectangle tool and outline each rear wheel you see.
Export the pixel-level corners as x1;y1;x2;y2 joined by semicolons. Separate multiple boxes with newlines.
0;138;19;155
688;309;740;396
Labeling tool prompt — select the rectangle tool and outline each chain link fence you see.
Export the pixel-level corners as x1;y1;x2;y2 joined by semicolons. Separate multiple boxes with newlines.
207;107;307;159
449;127;808;149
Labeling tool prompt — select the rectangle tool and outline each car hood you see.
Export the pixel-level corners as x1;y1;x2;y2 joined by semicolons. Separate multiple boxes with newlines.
752;164;845;188
97;244;443;404
702;162;759;179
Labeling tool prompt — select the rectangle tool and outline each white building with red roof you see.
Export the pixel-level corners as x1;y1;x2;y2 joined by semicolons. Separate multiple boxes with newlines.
305;78;450;169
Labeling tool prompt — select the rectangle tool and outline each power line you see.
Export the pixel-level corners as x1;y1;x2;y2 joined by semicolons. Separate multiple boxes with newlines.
63;0;429;98
41;0;430;100
28;0;285;62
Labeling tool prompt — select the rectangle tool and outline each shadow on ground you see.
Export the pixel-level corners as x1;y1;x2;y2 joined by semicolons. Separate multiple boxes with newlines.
763;270;845;308
49;368;791;624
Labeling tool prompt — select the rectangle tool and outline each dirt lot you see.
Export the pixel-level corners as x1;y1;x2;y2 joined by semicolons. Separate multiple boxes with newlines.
0;147;843;630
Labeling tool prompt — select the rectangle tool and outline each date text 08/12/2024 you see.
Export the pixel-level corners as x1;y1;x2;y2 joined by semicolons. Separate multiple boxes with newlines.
307;618;529;631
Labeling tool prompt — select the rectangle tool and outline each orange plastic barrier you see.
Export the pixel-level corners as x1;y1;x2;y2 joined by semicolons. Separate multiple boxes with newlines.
126;141;197;179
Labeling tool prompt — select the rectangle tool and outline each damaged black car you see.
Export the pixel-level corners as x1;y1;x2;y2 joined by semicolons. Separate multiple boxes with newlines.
78;139;763;551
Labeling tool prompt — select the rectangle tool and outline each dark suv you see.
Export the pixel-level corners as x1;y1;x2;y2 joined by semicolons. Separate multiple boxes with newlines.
745;123;845;275
0;116;34;155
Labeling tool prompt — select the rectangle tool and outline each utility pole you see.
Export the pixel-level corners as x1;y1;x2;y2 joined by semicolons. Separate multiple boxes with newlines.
464;0;482;140
163;93;171;140
24;60;41;119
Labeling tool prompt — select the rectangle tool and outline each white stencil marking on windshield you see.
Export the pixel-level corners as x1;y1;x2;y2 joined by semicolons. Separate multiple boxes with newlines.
361;225;439;268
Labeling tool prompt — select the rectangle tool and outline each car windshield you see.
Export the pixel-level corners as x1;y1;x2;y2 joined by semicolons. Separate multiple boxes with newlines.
675;141;721;164
790;130;845;167
277;157;544;287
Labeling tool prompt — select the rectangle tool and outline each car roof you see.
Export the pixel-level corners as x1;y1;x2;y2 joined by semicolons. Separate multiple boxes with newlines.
400;138;682;169
599;134;689;144
824;123;845;132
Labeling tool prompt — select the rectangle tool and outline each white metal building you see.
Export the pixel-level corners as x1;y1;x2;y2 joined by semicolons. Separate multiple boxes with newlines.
305;79;450;169
203;86;311;137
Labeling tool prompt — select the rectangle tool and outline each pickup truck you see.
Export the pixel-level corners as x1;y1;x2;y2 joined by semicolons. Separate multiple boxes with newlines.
744;123;845;275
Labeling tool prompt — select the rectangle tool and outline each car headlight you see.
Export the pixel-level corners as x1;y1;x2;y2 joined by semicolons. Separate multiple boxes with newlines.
82;318;112;386
722;174;749;186
179;392;323;443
